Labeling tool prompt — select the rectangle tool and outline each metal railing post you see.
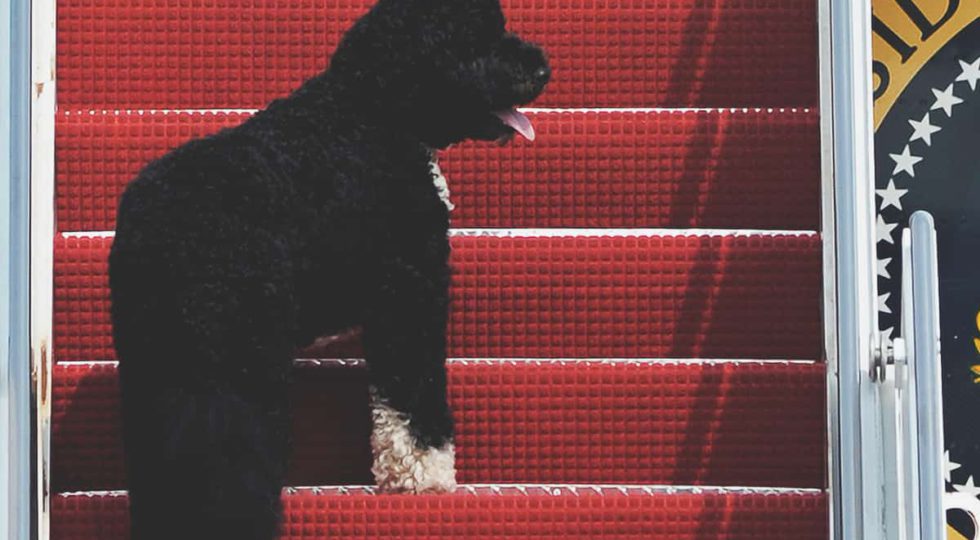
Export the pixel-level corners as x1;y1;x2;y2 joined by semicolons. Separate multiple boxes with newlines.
820;0;882;535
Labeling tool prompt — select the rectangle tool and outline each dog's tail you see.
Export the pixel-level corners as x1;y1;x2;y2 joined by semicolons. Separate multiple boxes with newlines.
120;378;289;540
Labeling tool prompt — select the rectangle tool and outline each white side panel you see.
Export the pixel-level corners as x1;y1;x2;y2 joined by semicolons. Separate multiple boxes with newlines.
31;0;57;535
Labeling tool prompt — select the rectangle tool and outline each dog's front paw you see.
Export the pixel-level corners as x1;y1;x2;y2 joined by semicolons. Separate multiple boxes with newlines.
369;397;457;494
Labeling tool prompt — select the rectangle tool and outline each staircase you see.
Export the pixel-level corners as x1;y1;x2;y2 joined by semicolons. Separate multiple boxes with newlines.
47;0;827;538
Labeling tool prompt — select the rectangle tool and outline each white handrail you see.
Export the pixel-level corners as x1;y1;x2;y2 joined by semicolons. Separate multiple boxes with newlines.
877;211;948;539
902;211;945;539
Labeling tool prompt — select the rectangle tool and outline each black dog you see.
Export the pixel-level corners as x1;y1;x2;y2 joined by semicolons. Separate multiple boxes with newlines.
108;0;549;538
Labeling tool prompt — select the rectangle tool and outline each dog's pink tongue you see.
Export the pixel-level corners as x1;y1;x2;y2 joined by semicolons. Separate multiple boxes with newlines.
493;109;535;141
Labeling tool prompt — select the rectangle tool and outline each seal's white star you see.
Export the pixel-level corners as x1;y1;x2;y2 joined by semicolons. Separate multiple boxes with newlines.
931;84;964;117
908;112;941;146
877;257;892;279
954;476;980;497
882;326;894;340
878;292;892;314
889;145;923;178
945;450;962;483
877;179;908;211
877;215;898;245
956;57;980;91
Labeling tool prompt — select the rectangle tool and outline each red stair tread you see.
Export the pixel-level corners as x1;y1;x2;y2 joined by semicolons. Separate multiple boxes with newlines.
53;233;823;361
57;0;817;109
56;110;820;233
52;487;828;539
52;360;826;491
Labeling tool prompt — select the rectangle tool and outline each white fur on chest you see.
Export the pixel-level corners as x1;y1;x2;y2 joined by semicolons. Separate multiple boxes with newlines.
429;157;455;212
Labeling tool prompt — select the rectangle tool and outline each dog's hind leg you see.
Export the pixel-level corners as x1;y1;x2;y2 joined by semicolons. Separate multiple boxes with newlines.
113;248;296;539
362;254;457;493
121;380;290;540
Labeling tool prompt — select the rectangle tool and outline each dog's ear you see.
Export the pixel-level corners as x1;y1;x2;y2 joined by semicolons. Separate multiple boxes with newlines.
332;0;502;77
326;0;436;111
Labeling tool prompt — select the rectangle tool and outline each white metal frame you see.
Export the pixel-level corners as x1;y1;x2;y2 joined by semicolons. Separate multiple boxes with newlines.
820;0;952;533
819;0;886;536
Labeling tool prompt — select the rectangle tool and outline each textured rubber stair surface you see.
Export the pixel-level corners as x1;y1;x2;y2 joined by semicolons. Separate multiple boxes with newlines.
57;0;817;108
54;233;822;362
52;360;825;491
52;487;828;539
56;109;820;232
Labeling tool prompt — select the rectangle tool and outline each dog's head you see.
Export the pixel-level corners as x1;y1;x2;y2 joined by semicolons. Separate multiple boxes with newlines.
329;0;551;148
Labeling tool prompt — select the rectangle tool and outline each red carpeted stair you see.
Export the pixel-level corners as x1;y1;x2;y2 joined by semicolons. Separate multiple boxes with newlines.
48;0;827;537
54;487;828;539
53;360;825;491
55;233;822;361
56;0;817;109
56;110;821;231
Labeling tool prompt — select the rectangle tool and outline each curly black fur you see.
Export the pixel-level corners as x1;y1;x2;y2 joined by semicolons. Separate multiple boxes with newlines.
107;0;549;537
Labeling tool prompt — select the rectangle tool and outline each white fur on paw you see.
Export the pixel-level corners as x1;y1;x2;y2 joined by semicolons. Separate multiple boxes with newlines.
369;391;457;494
429;157;455;212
